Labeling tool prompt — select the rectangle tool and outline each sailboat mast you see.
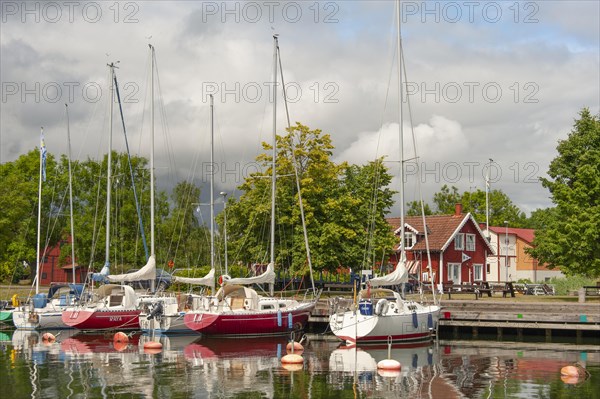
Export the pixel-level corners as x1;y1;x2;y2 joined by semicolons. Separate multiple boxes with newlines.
35;127;44;294
270;35;278;268
210;94;215;272
106;64;115;268
66;104;76;284
397;0;406;260
149;44;155;258
270;35;278;296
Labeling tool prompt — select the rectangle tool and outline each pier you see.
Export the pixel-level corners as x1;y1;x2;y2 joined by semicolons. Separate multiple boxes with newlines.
307;298;600;342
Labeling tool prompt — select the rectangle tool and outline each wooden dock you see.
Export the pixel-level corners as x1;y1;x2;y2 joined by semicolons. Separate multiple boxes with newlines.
307;298;600;341
437;300;599;340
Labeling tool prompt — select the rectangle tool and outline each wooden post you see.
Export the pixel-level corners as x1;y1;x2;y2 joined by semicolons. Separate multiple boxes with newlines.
497;327;503;340
472;326;478;338
578;287;586;303
545;329;552;342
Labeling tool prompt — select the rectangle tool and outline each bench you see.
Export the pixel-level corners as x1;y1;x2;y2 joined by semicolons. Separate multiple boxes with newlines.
583;286;600;296
443;283;491;300
324;283;354;292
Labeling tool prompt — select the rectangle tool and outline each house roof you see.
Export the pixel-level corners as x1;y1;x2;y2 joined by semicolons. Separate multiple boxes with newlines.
488;226;535;243
388;213;495;253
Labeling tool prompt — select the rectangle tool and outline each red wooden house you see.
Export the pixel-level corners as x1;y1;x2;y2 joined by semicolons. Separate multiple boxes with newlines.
37;236;87;286
387;204;494;285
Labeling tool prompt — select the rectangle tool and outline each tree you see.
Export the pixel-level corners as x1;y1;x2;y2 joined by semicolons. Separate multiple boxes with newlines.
528;108;600;276
221;123;396;275
406;201;433;216
428;184;526;226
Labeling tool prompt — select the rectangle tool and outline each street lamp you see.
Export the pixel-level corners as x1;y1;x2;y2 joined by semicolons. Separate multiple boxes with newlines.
504;220;509;282
220;191;228;275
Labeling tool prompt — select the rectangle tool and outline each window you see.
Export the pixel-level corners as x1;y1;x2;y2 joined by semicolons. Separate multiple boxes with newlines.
404;232;415;249
486;263;491;274
473;264;483;281
454;234;464;250
447;263;460;282
466;234;476;251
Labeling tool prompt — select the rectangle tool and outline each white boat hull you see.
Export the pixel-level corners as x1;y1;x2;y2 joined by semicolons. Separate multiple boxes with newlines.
329;294;440;344
13;308;71;330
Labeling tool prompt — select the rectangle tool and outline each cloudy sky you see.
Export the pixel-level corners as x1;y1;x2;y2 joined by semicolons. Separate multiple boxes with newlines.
1;0;598;217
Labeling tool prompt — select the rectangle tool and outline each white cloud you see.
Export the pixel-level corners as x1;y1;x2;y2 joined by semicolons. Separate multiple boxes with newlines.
1;0;598;216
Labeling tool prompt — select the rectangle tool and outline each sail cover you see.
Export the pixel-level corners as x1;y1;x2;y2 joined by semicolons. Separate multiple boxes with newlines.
172;268;215;287
222;263;275;286
107;254;156;283
368;260;408;287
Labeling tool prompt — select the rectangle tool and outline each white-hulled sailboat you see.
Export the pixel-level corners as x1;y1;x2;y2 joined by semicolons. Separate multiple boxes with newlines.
14;116;85;330
329;0;440;344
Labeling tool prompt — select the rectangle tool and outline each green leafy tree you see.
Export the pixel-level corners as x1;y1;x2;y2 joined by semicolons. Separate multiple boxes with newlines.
528;108;600;276
158;181;210;270
221;123;396;275
0;149;62;281
406;201;433;216
430;184;526;226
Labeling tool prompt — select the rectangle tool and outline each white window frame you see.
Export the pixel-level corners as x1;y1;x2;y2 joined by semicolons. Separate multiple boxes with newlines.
447;263;461;282
466;234;476;251
454;234;464;250
473;264;483;281
404;232;415;249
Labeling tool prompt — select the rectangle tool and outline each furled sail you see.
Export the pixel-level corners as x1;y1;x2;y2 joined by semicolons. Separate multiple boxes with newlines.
172;268;215;286
368;260;408;287
222;263;275;286
107;254;156;283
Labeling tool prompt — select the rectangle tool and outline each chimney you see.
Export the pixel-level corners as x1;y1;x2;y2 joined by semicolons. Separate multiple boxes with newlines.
454;203;463;216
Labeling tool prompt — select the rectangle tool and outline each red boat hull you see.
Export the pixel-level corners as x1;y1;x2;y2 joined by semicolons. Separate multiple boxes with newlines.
184;305;314;337
61;309;141;331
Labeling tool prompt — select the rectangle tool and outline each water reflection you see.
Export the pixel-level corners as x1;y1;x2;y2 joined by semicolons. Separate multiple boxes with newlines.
1;329;597;398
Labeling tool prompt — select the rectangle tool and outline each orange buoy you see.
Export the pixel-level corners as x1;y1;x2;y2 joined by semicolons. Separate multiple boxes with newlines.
113;340;128;352
378;369;401;378
561;375;580;385
282;363;304;372
281;353;303;365
377;359;401;371
286;341;304;355
113;332;129;343
143;341;163;354
560;365;579;377
41;332;55;343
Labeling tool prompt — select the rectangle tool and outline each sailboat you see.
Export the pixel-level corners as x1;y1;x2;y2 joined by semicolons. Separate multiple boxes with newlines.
329;1;440;344
135;46;215;335
183;36;317;337
61;62;148;331
13;119;85;330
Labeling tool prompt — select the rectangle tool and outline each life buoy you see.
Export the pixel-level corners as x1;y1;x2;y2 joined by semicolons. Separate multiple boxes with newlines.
375;299;389;316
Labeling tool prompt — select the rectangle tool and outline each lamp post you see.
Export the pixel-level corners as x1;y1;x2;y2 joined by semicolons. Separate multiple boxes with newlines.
220;191;228;276
504;220;509;282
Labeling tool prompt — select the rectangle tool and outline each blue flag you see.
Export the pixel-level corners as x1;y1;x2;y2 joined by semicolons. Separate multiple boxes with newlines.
40;128;47;182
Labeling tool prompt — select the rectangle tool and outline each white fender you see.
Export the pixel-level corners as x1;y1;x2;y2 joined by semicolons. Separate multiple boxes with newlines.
375;299;389;316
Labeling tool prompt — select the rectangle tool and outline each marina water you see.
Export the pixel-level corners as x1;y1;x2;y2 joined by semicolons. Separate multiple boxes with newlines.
0;330;598;398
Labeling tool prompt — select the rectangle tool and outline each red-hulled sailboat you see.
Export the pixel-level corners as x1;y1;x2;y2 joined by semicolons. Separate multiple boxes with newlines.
183;264;316;337
184;36;319;337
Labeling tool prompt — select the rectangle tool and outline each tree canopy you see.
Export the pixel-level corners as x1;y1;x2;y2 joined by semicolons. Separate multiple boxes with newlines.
0;149;209;282
527;108;600;277
219;123;397;275
407;184;527;227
